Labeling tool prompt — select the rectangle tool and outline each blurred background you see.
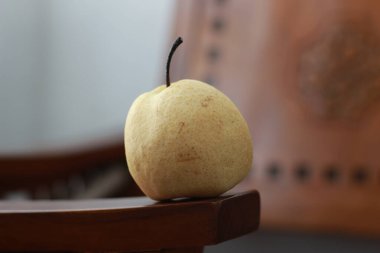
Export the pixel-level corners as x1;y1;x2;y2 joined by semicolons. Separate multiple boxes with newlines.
1;0;380;252
0;0;173;153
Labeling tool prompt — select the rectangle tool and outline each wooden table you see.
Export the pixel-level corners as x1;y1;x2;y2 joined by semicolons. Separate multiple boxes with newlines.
0;190;260;252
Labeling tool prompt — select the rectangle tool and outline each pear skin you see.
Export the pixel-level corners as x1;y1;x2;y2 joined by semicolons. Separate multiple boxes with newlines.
124;79;252;200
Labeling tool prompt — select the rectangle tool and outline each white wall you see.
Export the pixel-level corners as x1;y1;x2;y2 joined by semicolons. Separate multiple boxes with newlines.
0;0;175;153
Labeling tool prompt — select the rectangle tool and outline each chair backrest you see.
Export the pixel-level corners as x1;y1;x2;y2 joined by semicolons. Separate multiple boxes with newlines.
0;190;260;252
0;138;141;199
171;0;380;237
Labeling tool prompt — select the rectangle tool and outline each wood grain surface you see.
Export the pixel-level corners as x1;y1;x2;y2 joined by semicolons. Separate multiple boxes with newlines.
0;190;260;252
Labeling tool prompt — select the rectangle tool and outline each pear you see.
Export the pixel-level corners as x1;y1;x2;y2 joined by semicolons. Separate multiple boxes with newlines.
124;38;252;200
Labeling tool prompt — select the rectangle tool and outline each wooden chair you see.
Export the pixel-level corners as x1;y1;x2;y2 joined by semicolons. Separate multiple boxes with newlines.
170;0;380;237
0;190;260;252
0;136;260;252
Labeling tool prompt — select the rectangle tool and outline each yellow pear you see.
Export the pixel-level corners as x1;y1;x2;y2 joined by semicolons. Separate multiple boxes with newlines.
124;79;252;200
124;37;252;200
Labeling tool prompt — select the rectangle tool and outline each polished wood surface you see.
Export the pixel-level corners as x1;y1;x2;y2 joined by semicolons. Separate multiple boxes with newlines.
172;0;380;237
0;190;260;252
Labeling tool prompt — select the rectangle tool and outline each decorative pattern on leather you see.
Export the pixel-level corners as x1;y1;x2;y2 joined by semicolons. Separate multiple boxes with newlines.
298;19;380;120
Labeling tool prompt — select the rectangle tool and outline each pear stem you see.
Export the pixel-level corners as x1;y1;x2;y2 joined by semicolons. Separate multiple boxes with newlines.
166;37;183;87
